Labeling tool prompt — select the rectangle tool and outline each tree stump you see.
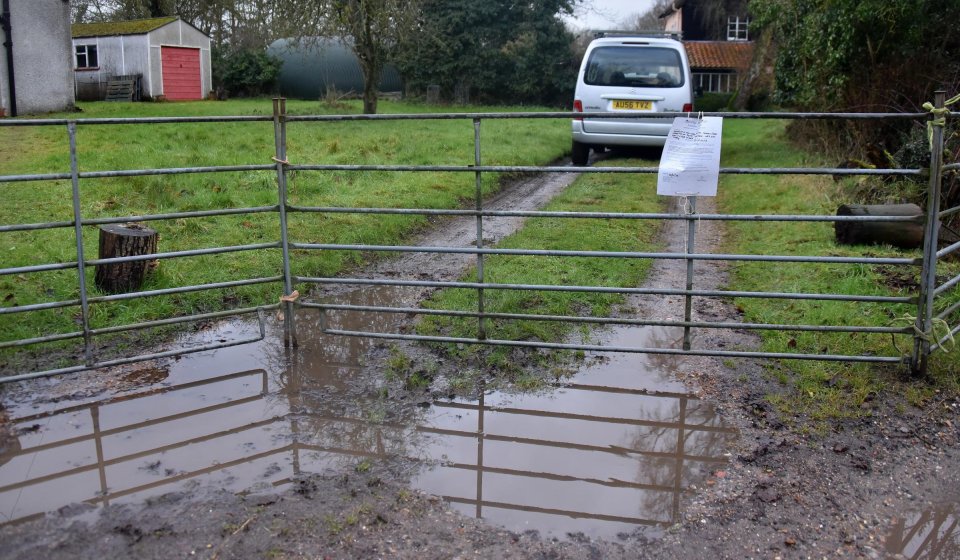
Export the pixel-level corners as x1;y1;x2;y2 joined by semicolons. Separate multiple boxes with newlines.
95;223;158;293
834;204;925;249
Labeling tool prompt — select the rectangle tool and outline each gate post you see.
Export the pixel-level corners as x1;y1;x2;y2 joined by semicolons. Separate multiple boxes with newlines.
273;97;297;347
912;90;946;375
473;118;486;340
68;122;94;366
683;196;697;350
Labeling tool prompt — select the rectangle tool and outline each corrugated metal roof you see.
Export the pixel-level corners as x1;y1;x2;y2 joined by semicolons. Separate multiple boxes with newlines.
72;16;178;38
684;41;754;71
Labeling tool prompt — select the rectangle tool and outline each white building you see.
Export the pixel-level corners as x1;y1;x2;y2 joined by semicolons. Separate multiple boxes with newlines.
0;0;75;116
71;16;212;101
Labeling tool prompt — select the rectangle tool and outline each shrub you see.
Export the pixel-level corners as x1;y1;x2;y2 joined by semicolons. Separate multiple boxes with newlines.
695;93;733;112
212;47;283;98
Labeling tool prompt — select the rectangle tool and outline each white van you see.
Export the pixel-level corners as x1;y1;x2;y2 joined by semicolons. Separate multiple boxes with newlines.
571;34;693;165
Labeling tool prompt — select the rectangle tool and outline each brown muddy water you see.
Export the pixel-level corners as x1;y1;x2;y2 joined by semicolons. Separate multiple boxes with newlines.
0;285;737;540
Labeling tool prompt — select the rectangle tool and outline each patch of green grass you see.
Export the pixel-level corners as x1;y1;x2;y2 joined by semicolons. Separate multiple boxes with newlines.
383;345;437;390
384;346;413;381
0;99;570;361
322;514;343;535
403;370;433;391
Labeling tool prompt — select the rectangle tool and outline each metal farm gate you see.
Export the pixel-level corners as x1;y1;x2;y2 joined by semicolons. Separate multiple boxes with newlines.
1;94;958;384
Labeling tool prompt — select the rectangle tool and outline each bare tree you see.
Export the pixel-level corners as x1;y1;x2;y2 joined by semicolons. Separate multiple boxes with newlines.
619;0;672;32
275;0;421;114
72;0;190;22
327;0;417;114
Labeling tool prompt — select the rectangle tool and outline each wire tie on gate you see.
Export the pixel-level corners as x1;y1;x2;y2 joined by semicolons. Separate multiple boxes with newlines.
280;289;300;303
888;314;955;356
933;318;957;353
678;194;701;223
923;92;960;151
271;156;290;165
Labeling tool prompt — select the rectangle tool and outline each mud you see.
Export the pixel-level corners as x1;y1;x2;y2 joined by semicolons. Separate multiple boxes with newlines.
3;156;960;559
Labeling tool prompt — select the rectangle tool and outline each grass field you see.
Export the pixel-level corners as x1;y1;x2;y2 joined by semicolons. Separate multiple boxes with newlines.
0;99;570;349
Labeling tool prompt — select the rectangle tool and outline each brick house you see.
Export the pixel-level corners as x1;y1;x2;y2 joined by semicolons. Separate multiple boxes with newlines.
659;0;754;95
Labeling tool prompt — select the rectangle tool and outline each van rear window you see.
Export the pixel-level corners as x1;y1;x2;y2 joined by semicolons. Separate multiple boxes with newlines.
583;47;685;88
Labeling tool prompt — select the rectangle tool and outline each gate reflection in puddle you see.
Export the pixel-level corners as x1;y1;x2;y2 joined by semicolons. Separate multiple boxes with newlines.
886;503;960;559
1;299;735;538
415;384;733;537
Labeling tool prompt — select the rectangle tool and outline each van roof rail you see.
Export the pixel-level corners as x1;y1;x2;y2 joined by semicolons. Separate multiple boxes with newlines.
593;30;683;40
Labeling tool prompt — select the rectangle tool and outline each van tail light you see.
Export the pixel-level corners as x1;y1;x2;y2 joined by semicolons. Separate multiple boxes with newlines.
573;100;584;121
682;103;694;113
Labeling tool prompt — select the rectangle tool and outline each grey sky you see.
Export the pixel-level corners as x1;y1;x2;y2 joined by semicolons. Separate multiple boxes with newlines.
564;0;658;32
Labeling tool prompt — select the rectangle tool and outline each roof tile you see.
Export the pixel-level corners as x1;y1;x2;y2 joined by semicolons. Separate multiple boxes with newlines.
684;41;754;71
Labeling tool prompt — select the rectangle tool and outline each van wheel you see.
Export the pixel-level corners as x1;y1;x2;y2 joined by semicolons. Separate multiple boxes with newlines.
571;141;590;166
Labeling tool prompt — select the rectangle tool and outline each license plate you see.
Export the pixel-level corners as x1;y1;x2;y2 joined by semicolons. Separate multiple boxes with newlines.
611;100;653;111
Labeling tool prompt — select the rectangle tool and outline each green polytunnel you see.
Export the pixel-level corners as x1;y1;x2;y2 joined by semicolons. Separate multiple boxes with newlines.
266;37;403;99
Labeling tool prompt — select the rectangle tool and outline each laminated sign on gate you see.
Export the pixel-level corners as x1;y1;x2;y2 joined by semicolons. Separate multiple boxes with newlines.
656;117;723;197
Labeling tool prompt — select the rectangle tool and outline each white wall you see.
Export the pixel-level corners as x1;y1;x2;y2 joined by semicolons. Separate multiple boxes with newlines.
73;34;150;100
1;0;74;115
664;10;682;34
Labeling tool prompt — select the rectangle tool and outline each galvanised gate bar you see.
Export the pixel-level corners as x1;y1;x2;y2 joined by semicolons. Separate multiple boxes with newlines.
0;94;957;383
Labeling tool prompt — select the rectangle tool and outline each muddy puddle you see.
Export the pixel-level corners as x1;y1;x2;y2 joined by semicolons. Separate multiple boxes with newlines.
0;284;736;540
885;502;960;558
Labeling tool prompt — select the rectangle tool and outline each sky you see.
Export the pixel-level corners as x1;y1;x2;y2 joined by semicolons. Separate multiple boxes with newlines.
564;0;659;32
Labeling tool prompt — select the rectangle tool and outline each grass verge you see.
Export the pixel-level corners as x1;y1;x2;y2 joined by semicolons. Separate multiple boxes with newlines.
718;119;960;425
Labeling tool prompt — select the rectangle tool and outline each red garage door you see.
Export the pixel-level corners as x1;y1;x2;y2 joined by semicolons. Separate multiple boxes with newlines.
161;46;202;100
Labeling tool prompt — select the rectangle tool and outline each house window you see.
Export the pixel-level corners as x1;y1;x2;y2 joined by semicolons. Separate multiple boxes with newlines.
694;72;738;94
727;16;750;41
76;45;98;69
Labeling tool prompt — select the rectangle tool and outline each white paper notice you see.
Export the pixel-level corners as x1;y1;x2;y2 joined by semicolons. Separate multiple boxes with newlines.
656;117;723;197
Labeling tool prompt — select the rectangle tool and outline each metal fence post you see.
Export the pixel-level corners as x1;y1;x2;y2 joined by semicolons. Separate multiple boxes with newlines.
912;90;946;375
68;122;94;365
683;196;697;350
473;118;487;340
273;98;297;347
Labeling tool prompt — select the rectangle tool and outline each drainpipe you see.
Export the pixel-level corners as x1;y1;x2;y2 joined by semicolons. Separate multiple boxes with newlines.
1;0;15;117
